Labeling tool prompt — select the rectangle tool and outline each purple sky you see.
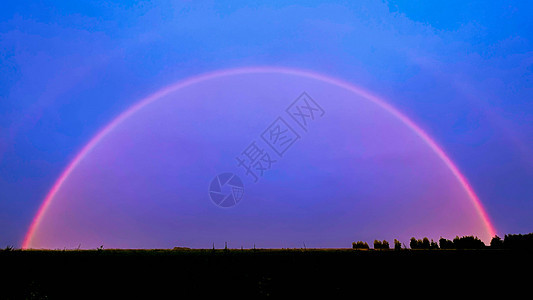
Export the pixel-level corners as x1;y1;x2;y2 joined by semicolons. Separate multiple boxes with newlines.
1;1;532;248
25;69;492;248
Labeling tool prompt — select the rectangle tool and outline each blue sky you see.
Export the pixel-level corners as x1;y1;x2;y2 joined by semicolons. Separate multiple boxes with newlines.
1;1;532;247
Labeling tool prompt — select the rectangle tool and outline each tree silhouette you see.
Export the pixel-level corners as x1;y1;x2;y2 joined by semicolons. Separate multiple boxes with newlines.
503;233;533;250
422;237;430;249
373;240;382;249
452;236;485;249
429;239;439;249
352;241;369;249
410;237;418;249
373;240;390;250
490;235;503;249
382;240;390;249
410;237;432;249
394;239;402;250
439;238;454;249
364;233;533;251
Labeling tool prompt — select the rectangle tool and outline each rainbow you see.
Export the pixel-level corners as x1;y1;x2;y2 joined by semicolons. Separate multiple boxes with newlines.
22;67;497;248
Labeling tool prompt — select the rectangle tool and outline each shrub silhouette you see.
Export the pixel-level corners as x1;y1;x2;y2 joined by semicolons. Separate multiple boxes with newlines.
352;241;369;249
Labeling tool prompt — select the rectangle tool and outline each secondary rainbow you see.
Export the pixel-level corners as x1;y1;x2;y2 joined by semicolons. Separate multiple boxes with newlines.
22;67;497;248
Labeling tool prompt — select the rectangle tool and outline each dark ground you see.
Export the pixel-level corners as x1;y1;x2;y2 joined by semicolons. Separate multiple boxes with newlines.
1;248;530;298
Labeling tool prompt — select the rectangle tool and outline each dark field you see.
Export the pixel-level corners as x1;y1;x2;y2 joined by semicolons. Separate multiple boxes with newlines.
2;248;530;298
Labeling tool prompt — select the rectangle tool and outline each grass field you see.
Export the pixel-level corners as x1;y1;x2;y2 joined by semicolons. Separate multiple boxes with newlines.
2;248;529;298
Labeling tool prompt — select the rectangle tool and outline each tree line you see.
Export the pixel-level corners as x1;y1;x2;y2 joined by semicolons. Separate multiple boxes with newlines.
352;233;533;250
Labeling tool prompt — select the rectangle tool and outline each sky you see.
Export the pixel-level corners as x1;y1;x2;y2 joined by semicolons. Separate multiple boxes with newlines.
1;0;532;248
